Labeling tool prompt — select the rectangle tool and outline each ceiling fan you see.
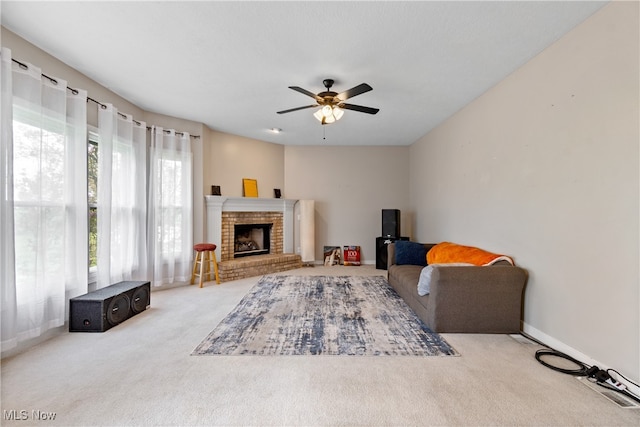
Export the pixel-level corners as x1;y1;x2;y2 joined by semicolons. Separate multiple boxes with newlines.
277;79;379;125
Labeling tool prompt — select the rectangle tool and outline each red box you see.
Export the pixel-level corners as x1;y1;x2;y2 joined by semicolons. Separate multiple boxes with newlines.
343;246;361;266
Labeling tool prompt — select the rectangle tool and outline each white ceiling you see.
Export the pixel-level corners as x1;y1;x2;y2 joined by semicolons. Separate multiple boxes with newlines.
1;1;607;146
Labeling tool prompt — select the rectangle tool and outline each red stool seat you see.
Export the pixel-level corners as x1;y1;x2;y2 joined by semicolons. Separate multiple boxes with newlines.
194;243;216;252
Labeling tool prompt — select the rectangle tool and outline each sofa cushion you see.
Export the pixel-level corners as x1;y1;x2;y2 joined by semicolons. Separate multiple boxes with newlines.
395;240;428;266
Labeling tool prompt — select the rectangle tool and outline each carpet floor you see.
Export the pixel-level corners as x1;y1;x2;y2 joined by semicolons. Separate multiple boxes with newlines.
1;265;639;426
192;275;457;356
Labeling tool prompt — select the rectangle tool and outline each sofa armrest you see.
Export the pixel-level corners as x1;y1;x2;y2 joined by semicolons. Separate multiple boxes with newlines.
387;243;397;269
426;265;527;333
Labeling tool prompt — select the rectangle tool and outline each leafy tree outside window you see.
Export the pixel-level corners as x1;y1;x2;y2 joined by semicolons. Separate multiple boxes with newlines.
88;131;98;276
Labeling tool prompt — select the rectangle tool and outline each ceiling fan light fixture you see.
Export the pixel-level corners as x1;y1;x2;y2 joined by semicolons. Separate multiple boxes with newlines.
314;105;343;124
280;79;377;125
333;106;344;120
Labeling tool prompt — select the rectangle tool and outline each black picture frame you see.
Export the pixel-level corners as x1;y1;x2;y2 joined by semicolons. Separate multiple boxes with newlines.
211;185;221;196
274;188;282;199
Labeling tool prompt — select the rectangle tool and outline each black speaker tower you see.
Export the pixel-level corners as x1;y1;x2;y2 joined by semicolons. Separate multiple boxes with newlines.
376;236;409;269
382;209;401;238
69;281;150;332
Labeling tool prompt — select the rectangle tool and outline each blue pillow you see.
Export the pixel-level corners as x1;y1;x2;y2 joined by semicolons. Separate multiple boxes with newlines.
395;241;427;266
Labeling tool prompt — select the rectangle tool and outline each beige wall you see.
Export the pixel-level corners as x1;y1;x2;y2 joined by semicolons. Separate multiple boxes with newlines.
200;129;285;248
203;129;285;199
284;146;411;263
410;2;639;380
1;27;144;127
199;136;412;264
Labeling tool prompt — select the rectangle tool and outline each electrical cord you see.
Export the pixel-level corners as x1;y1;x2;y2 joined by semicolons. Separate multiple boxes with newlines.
534;348;589;376
534;347;640;404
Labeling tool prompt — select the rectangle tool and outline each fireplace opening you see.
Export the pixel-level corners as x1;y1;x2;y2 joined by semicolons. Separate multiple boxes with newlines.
234;223;272;258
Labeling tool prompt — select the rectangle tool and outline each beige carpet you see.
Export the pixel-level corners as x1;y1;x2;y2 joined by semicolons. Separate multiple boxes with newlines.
1;265;639;426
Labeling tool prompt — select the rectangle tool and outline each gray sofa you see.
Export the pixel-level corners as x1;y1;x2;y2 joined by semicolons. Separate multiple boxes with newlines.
387;243;527;333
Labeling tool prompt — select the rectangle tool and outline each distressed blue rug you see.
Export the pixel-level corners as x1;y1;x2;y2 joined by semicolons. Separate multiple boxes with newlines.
192;275;458;356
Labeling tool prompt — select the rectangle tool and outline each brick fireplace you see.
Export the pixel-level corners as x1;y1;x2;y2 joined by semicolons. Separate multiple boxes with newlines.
205;196;302;282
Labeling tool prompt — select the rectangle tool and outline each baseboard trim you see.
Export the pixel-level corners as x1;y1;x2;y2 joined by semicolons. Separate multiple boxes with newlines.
522;323;640;397
522;323;599;366
310;260;376;266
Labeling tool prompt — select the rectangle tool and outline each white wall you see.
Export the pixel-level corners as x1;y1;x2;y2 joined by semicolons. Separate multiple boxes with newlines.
284;145;411;263
409;2;639;380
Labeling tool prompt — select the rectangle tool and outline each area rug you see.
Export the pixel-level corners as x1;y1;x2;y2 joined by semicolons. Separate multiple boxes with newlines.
192;275;458;356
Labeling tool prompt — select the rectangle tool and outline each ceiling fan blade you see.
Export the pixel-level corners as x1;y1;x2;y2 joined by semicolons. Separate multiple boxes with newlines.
277;104;318;114
289;86;323;102
335;83;373;101
339;103;379;114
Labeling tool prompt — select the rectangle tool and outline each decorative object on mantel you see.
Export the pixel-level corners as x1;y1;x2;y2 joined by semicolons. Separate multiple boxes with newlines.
191;275;458;356
211;185;221;196
242;178;258;197
274;188;281;199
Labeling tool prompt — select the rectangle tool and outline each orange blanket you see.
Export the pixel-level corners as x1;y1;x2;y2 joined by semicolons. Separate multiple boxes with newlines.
426;242;514;266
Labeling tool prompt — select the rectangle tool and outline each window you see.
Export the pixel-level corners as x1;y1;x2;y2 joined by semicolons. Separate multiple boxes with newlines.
148;128;192;284
155;154;186;258
12;105;66;303
88;130;99;281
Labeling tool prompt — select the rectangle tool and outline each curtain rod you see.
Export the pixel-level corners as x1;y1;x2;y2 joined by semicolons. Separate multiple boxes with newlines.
11;57;200;139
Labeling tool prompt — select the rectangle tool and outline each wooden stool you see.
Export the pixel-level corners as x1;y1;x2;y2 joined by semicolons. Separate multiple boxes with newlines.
191;243;220;287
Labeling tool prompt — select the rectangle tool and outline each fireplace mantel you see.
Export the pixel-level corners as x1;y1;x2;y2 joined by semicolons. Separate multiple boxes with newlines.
205;196;297;257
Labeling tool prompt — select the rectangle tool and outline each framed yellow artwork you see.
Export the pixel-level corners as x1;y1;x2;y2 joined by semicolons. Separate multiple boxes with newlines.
242;178;258;197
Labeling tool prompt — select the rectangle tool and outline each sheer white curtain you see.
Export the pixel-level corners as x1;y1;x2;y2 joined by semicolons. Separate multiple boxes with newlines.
1;48;17;349
96;104;147;288
148;127;193;286
1;49;88;350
